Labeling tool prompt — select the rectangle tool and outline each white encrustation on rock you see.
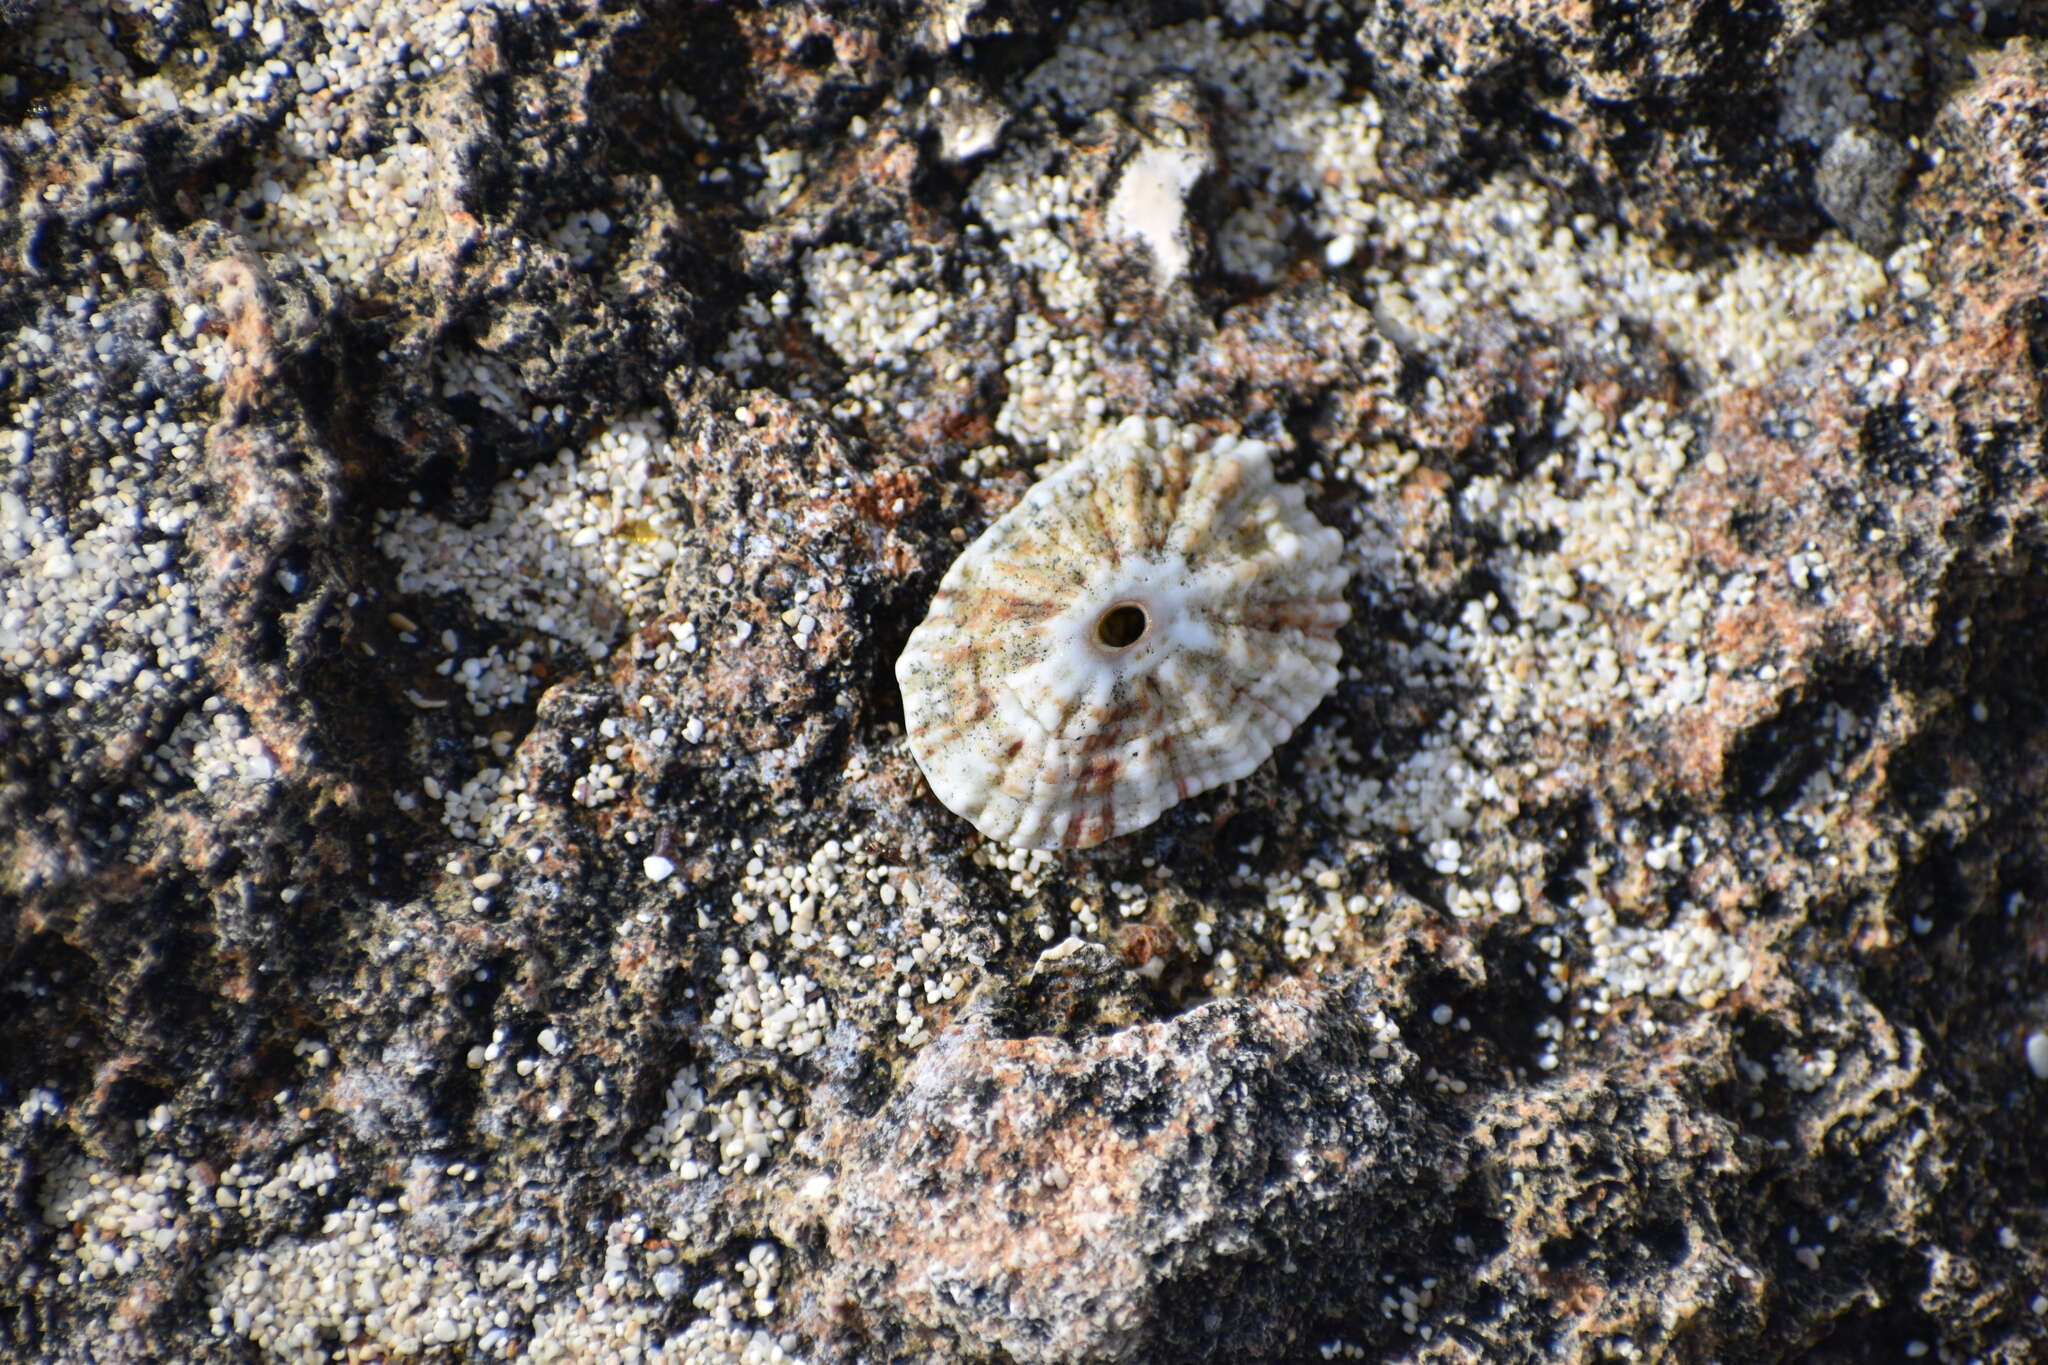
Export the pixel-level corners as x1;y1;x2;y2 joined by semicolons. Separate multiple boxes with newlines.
896;418;1351;849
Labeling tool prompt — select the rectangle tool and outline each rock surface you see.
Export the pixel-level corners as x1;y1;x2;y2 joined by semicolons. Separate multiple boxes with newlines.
2;2;2046;1363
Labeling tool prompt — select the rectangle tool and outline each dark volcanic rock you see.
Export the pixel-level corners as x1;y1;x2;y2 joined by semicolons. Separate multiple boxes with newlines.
4;3;2048;1364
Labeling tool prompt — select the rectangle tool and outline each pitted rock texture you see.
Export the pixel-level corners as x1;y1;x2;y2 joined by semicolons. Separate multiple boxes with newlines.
802;972;1435;1363
3;3;2048;1365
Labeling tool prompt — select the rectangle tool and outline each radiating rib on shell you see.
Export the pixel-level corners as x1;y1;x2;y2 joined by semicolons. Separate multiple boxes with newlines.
896;420;1351;849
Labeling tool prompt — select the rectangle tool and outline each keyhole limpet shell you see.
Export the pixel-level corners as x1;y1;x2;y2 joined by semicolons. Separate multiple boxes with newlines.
895;420;1350;849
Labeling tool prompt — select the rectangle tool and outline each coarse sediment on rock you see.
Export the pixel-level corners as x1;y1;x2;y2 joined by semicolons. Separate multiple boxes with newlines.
2;4;2046;1365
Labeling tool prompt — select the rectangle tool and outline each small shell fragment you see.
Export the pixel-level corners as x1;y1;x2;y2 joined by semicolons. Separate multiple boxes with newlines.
896;419;1351;849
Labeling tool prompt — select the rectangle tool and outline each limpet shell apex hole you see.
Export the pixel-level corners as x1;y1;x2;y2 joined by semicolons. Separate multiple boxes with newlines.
1095;602;1149;650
